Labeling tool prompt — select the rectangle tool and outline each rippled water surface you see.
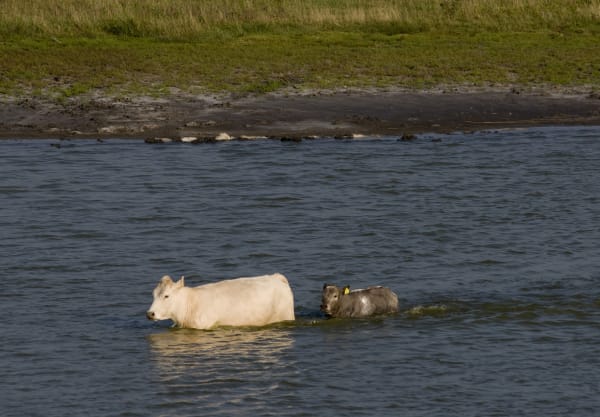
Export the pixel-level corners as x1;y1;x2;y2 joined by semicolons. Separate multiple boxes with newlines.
2;127;600;417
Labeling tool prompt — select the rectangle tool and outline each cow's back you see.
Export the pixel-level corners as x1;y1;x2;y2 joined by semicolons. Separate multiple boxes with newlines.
187;273;295;328
365;286;399;315
338;286;399;318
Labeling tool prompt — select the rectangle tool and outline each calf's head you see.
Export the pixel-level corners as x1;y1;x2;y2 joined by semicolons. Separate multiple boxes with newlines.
320;284;350;316
146;275;185;321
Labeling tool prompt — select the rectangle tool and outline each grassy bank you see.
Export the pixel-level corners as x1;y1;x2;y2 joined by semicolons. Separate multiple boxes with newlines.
3;0;599;37
1;0;599;98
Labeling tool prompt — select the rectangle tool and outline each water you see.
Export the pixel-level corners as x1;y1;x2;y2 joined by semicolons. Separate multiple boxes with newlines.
1;127;600;417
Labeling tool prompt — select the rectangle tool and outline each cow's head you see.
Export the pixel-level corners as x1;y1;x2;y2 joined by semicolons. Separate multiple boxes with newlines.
320;284;349;316
146;275;185;321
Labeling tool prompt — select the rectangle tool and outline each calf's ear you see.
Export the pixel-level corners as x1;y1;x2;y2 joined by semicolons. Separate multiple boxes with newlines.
323;283;328;289
343;286;351;295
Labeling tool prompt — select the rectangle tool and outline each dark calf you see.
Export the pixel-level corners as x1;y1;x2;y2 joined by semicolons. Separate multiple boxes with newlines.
320;284;399;318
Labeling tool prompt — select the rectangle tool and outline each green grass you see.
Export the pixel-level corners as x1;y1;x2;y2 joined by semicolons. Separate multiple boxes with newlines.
1;1;599;98
2;0;599;38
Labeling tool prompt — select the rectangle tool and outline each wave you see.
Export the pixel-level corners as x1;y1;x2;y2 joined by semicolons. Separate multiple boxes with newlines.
403;296;600;324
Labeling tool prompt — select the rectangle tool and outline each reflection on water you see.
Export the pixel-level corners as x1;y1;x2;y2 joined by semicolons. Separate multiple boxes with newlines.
147;327;297;415
147;326;294;368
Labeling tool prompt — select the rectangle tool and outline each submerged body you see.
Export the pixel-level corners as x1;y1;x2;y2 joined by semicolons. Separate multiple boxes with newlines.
321;284;399;318
146;273;295;329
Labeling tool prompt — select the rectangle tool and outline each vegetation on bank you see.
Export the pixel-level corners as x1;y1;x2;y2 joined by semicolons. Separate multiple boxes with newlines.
1;0;599;98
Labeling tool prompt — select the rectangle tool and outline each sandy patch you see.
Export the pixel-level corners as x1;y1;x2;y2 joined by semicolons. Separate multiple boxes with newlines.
1;88;599;140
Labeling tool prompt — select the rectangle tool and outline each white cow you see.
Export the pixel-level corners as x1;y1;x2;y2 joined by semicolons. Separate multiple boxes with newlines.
146;273;295;329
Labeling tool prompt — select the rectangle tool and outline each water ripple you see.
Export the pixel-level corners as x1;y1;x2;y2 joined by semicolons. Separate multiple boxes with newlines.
2;128;600;417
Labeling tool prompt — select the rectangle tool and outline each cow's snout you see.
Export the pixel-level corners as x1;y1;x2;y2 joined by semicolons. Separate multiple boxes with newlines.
146;311;155;320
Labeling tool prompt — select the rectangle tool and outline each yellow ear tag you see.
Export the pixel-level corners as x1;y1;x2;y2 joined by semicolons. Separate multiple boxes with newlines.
343;287;351;295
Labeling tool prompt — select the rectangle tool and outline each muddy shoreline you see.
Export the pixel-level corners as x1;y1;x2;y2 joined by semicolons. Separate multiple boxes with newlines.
1;89;599;140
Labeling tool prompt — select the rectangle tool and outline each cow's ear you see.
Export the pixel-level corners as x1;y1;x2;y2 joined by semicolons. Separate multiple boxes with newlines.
323;283;328;289
161;275;173;284
343;286;350;295
176;276;185;287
